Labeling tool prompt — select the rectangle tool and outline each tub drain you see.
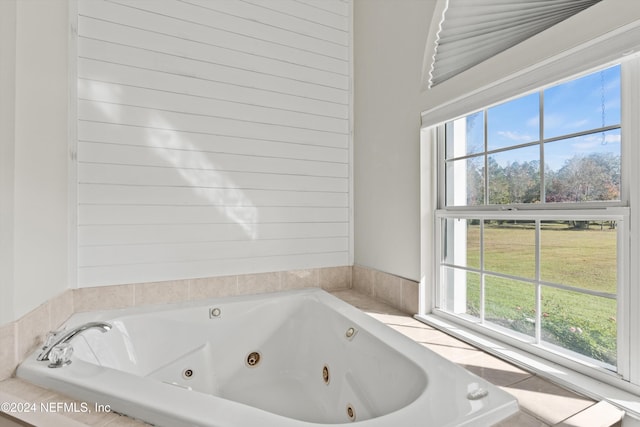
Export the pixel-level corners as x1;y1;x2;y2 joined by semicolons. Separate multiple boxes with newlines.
346;404;356;422
246;351;261;367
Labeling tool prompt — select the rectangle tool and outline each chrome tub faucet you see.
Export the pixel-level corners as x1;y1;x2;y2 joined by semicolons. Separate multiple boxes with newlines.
37;321;112;366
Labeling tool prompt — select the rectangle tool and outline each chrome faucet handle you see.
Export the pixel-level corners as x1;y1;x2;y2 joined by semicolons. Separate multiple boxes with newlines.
42;327;67;350
48;342;74;368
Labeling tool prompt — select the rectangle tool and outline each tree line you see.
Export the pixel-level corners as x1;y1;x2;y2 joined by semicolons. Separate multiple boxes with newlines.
465;152;620;205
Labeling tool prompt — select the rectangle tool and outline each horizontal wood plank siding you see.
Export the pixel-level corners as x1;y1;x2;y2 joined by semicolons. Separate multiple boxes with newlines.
77;0;351;286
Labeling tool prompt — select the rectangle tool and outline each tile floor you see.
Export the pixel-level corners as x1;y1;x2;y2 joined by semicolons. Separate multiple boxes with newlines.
331;290;622;427
0;289;623;427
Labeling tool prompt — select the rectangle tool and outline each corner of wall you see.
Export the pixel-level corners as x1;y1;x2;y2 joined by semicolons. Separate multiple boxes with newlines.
352;264;419;314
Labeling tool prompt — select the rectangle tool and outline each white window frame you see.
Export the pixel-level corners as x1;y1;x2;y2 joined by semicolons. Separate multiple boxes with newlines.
419;55;640;415
434;208;629;376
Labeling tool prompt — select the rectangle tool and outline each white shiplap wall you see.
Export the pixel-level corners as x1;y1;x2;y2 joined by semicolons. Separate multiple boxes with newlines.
76;0;352;287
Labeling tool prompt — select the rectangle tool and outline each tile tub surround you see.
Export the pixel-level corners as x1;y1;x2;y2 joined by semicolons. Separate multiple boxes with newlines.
0;266;352;381
0;323;17;381
73;267;352;312
0;290;74;381
1;289;624;427
352;264;419;314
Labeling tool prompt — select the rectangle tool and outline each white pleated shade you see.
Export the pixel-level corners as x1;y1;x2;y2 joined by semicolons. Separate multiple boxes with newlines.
428;0;602;88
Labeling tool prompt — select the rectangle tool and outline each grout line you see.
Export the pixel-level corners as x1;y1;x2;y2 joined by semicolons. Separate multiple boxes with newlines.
501;374;538;388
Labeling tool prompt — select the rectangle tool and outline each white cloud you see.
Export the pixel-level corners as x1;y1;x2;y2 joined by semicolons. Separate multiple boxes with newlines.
497;130;535;142
571;133;620;151
543;114;563;131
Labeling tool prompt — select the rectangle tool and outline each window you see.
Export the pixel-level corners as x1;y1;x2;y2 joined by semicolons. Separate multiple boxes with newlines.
434;65;630;376
444;65;621;207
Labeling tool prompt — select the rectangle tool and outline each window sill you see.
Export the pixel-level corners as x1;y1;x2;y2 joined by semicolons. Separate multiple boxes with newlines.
415;313;640;421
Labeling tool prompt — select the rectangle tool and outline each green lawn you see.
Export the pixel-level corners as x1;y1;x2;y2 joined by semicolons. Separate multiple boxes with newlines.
461;221;617;366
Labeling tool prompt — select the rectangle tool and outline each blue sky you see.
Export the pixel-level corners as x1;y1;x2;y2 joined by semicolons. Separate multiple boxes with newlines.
460;65;621;171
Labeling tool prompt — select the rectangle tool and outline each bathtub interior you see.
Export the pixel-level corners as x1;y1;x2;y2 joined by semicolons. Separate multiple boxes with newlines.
19;290;518;426
69;293;428;423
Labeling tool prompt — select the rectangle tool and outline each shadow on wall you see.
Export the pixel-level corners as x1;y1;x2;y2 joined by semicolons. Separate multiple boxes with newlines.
80;78;259;240
146;113;259;239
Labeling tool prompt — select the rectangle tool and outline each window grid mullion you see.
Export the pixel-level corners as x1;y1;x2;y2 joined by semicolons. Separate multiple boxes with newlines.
539;91;546;204
440;259;617;299
535;220;542;345
537;90;545;341
443;125;621;164
480;219;485;324
483;109;488;206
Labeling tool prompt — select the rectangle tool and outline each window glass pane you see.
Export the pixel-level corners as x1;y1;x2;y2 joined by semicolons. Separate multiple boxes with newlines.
445;156;484;206
541;286;616;367
445;112;484;159
437;64;625;372
488;146;540;204
540;220;617;292
485;276;535;339
484;220;535;278
467;220;481;270
443;218;480;269
544;65;620;139
544;129;621;203
442;267;480;319
488;92;539;151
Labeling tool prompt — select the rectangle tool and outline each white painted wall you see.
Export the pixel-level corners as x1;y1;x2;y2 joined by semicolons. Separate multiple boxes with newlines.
353;0;434;281
353;0;640;283
76;0;352;286
4;0;635;322
0;0;17;325
0;0;70;323
1;0;353;323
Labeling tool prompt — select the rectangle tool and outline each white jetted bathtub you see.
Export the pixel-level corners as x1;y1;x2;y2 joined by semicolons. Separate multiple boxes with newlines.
18;289;518;426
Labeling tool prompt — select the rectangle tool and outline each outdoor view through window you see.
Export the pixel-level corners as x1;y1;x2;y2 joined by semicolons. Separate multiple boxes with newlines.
438;65;621;369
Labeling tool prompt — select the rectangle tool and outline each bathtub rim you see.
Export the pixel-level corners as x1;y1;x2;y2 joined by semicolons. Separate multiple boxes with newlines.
16;288;519;427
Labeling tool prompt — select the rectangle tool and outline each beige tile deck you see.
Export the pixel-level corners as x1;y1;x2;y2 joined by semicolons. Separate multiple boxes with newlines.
501;375;594;425
557;401;624;427
332;289;618;427
0;288;623;427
